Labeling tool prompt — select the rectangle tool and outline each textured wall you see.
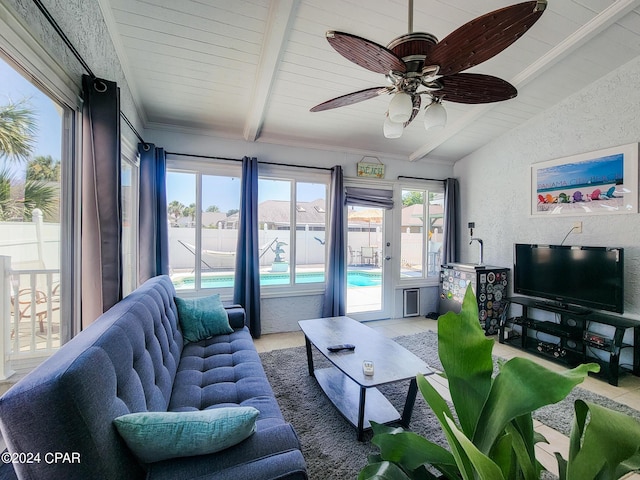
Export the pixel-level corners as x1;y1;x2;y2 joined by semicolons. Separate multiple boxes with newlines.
3;0;143;144
261;295;325;334
454;55;640;316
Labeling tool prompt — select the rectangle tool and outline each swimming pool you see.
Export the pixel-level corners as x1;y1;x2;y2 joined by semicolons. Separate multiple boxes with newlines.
172;270;381;290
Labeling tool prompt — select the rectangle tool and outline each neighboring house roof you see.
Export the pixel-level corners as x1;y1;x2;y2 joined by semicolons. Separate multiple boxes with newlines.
401;203;444;228
259;199;326;226
223;199;327;228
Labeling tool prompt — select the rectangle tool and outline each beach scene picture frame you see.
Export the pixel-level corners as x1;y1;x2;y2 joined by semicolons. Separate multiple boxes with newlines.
531;143;639;216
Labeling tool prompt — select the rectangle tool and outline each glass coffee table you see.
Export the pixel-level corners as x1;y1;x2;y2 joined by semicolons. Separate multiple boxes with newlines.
298;316;434;440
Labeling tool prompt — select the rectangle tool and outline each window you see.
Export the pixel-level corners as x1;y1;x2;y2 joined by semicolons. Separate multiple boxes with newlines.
400;188;444;279
166;160;329;292
258;172;328;287
166;161;241;292
0;54;75;358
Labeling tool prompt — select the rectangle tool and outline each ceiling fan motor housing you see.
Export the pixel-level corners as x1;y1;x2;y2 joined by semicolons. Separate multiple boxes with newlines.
387;32;438;74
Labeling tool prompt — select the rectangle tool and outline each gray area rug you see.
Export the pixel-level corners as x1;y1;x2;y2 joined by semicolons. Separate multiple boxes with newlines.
259;330;640;480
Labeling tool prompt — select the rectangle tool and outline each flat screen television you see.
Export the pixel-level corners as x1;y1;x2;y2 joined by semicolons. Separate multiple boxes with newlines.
513;244;624;314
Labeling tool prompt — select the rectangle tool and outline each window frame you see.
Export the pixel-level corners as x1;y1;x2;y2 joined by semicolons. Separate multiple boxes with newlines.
166;157;242;298
165;159;331;298
397;181;445;287
257;164;330;297
0;38;81;341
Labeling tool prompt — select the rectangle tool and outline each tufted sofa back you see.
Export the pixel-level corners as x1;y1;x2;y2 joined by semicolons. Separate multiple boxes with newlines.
0;275;183;480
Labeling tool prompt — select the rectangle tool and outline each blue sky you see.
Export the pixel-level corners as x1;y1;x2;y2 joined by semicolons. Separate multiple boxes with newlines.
537;154;624;191
167;172;326;214
0;57;62;174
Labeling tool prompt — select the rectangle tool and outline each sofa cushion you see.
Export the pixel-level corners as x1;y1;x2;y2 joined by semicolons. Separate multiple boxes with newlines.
170;327;285;429
114;406;259;463
175;294;233;343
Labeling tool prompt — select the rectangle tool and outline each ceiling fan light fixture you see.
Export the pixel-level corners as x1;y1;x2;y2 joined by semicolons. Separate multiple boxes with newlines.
388;92;413;123
424;100;447;130
383;113;403;138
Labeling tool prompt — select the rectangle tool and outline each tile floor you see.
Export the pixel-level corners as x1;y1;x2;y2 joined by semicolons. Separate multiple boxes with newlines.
254;316;640;479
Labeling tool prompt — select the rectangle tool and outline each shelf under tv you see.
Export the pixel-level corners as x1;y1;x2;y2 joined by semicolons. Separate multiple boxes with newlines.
500;296;640;386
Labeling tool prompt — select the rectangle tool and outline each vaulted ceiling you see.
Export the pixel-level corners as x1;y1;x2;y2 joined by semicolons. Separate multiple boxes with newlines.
99;0;640;163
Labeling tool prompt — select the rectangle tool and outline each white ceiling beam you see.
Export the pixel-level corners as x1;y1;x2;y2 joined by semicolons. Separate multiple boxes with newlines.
409;0;640;162
243;0;299;142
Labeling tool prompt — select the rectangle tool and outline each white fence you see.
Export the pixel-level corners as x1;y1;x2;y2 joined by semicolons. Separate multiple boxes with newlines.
168;227;329;271
168;226;442;273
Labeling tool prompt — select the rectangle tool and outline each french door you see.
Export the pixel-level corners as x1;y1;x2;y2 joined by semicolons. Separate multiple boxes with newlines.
345;205;393;321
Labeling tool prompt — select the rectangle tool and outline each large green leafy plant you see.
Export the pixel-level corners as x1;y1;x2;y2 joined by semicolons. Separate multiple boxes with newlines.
359;285;640;480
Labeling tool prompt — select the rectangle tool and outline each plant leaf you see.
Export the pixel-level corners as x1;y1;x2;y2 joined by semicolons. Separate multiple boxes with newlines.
504;422;538;480
437;285;494;437
373;431;457;471
371;422;407;436
489;432;513;479
416;373;455;427
473;357;598;454
555;452;568;480
413;375;469;479
567;400;640;480
445;416;505;480
358;461;412;480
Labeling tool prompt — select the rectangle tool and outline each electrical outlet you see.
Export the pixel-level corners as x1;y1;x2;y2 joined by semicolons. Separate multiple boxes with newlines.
572;221;582;234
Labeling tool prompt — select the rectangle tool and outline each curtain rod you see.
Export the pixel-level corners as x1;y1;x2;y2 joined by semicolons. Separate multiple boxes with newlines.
33;0;145;145
397;175;445;183
166;151;332;171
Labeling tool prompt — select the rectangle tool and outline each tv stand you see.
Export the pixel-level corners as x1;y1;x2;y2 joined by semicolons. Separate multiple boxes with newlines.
500;296;640;386
532;300;591;315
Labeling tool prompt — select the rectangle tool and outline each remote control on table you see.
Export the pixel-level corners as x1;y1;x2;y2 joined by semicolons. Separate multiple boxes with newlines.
362;360;374;376
327;344;355;352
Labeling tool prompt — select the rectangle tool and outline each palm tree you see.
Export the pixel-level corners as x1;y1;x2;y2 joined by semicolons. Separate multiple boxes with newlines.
168;200;185;225
183;203;196;223
0;168;57;221
22;180;57;220
0;100;38;164
0;100;59;221
0;168;20;221
26;155;61;181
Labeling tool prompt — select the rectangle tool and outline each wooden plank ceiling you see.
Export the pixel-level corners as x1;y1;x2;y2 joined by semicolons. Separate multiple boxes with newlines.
101;0;640;164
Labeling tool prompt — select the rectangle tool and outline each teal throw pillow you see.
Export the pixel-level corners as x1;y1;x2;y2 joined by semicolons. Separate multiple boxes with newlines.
113;407;259;463
175;294;233;343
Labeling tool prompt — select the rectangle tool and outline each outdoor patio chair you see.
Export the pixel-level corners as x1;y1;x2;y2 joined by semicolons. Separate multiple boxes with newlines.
348;246;361;266
10;288;59;334
361;246;376;265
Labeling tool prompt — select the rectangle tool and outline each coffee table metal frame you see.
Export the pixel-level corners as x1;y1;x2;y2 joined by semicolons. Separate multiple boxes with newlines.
298;316;434;440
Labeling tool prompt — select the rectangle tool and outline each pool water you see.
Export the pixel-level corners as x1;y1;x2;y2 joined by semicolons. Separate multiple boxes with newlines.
173;271;381;289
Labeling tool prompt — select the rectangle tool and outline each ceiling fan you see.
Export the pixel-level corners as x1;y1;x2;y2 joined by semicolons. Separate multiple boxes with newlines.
310;0;548;138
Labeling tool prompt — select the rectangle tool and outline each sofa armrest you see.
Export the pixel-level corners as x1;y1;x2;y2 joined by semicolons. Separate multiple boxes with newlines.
224;305;246;329
147;423;307;480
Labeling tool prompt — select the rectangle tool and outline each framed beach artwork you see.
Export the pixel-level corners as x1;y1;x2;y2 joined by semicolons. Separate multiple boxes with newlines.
531;143;639;216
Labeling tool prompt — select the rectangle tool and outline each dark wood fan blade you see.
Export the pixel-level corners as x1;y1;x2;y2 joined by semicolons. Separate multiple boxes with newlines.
404;95;422;127
438;73;517;104
310;87;389;112
326;31;406;74
429;1;547;76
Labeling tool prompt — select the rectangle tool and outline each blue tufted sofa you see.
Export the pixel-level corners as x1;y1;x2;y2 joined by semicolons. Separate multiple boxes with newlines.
0;275;307;480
